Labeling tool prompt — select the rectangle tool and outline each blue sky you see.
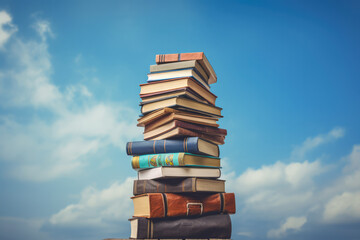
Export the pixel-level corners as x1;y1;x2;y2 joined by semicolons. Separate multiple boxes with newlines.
0;1;359;239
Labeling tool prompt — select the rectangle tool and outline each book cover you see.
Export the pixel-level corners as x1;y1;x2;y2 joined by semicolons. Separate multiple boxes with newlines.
131;152;220;169
131;192;236;218
133;178;225;195
147;68;210;91
144;120;227;137
137;166;221;180
130;214;231;239
155;52;217;84
146;127;225;145
126;137;219;157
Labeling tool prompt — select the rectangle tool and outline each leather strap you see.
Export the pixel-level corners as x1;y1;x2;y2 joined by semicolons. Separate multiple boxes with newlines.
220;193;224;213
161;193;168;217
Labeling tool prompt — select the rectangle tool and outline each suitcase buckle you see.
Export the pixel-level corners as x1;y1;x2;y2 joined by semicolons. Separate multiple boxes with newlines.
186;202;203;216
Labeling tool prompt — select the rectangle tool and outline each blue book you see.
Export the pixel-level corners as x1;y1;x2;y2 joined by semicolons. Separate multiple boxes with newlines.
126;137;219;157
131;152;220;170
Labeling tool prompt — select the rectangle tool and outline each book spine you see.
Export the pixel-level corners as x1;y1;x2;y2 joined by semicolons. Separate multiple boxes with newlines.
133;178;195;195
156;53;204;63
132;153;185;169
134;214;232;239
126;138;201;156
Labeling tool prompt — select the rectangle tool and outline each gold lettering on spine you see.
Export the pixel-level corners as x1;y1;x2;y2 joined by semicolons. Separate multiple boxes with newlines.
153;140;156;154
192;178;196;192
163;140;166;153
178;153;184;166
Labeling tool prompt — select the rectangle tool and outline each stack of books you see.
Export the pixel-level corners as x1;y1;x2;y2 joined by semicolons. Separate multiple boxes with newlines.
126;52;236;240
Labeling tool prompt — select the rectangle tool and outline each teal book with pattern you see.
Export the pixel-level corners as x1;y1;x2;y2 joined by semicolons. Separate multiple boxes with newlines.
131;152;220;170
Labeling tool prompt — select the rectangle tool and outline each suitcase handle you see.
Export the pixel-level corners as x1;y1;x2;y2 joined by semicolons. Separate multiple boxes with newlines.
186;202;203;216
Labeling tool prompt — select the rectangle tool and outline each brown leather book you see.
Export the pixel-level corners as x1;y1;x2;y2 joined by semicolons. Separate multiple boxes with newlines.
129;214;232;239
144;120;227;138
145;127;225;145
133;178;225;195
131;192;236;218
138;108;219;128
156;52;217;84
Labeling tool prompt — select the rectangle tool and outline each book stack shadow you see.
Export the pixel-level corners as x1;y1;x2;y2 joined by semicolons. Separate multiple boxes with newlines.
126;52;236;240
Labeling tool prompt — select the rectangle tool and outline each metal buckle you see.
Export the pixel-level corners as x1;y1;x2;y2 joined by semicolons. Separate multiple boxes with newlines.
186;202;203;216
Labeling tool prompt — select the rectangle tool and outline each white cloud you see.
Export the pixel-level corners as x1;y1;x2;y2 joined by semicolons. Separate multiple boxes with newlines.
290;127;345;159
224;129;360;238
32;19;54;41
323;192;360;223
0;22;62;110
267;216;307;238
49;177;134;227
0;15;141;181
0;11;17;48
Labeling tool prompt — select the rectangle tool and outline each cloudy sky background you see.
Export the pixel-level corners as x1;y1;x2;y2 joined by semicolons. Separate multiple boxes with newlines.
0;1;359;239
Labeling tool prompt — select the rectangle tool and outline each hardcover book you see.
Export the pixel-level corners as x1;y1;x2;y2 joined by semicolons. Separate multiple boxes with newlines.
147;68;210;91
133;178;225;195
145;127;225;145
137;166;221;180
140;77;217;105
126;137;220;157
137;108;219;128
155;52;217;84
131;192;236;218
141;88;211;105
131;152;220;170
144;120;227;139
150;60;209;83
140;96;222;118
130;214;232;239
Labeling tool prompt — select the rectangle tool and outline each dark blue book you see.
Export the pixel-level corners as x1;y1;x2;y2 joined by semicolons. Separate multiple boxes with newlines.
126;137;219;157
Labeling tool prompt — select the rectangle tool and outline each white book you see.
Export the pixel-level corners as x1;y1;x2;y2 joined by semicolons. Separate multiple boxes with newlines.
147;68;210;91
137;166;221;180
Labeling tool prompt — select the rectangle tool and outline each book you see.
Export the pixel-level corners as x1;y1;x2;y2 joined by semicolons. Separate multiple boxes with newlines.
145;127;225;145
140;77;217;105
126;137;220;157
131;192;236;218
137;166;221;180
156;52;217;84
150;60;209;84
141;87;210;105
131;152;220;170
147;68;210;91
137;108;219;128
130;214;231;239
144;120;227;139
133;178;225;195
141;96;222;118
